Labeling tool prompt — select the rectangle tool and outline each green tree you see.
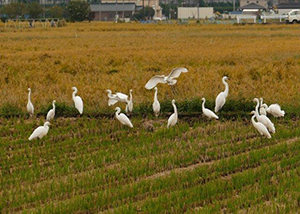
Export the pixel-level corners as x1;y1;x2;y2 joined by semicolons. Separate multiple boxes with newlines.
67;0;91;22
27;2;44;18
0;2;26;19
49;5;64;18
134;6;155;20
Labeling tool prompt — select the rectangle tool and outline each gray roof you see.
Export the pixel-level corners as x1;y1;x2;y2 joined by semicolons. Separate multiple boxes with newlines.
239;3;266;10
277;3;300;9
90;3;136;12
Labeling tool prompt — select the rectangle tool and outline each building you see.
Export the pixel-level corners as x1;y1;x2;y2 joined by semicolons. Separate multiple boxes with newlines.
90;2;141;21
240;0;268;9
276;2;300;14
177;7;213;19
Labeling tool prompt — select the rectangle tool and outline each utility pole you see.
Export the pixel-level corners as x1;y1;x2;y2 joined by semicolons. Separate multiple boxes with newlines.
233;0;235;11
115;0;117;22
122;0;124;19
197;3;199;20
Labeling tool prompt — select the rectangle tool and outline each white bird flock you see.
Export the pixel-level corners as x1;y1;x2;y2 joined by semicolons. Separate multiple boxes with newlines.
26;67;285;141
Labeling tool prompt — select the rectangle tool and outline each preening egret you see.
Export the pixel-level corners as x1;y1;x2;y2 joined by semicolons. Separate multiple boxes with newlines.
262;103;285;118
259;98;267;116
27;88;34;117
72;87;83;114
253;98;275;133
202;98;219;120
215;76;229;113
46;100;56;121
115;107;133;128
125;89;133;114
145;67;188;90
167;99;178;128
106;89;129;106
152;87;160;117
250;111;271;139
29;122;50;141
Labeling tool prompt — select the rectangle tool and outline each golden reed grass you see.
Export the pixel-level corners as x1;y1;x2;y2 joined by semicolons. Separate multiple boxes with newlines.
0;22;299;112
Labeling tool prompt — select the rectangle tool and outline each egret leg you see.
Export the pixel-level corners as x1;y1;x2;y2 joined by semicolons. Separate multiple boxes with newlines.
260;135;262;143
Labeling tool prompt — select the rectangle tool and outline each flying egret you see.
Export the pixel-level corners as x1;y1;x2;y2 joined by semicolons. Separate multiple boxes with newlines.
29;122;50;141
27;88;34;117
250;111;271;140
46;100;56;121
167;99;178;128
253;98;275;133
106;89;128;106
145;67;188;90
115;107;133;128
125;89;133;114
215;76;229;113
259;98;267;116
152;87;160;117
202;98;219;120
72;87;83;114
262;103;285;118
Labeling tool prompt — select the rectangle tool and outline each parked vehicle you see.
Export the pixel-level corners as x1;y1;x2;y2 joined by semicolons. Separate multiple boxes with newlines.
285;9;300;24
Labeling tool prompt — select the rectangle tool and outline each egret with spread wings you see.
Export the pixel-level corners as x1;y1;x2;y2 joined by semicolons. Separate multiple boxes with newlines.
145;67;188;90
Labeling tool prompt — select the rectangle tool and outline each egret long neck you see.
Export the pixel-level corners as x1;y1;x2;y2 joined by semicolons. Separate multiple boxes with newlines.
154;89;158;102
28;91;31;102
202;99;205;111
173;103;177;116
129;91;132;102
72;90;77;99
53;102;56;111
255;99;260;115
251;115;256;126
223;79;229;96
115;108;120;116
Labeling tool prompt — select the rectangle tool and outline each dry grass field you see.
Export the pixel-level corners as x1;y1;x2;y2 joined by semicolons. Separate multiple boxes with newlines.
0;22;300;213
0;22;300;114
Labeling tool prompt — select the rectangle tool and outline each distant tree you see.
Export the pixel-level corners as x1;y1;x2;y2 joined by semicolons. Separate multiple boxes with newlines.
134;6;155;20
0;2;26;19
67;0;91;22
49;5;64;18
27;2;44;18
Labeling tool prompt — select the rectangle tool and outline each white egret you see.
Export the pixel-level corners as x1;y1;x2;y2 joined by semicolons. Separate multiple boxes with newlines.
46;100;56;121
253;98;275;133
259;98;267;116
152;87;160;117
215;76;229;113
29;122;50;141
250;111;271;139
115;107;133;128
202;98;219;120
145;67;188;90
262;103;285;118
106;89;128;106
27;88;34;117
125;89;133;114
167;99;178;128
72;87;83;114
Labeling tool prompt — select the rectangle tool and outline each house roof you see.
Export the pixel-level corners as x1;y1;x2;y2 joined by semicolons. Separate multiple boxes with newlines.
90;3;136;12
239;3;266;10
276;3;300;9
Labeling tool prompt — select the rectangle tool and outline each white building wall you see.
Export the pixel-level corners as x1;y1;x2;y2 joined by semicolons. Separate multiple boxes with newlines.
178;7;214;19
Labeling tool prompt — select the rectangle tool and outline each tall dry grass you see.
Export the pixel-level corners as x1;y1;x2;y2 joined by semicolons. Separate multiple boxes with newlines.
0;22;300;113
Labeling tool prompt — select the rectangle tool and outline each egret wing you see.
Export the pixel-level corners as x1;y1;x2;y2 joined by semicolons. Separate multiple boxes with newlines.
167;67;188;81
145;75;165;90
108;98;118;106
116;92;128;101
29;126;44;140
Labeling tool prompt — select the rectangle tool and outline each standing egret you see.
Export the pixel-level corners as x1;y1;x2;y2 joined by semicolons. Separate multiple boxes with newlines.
167;99;178;128
106;89;129;106
202;98;219;120
72;87;83;114
29;122;50;141
262;103;285;118
125;89;133;114
250;111;271;140
253;98;275;133
115;107;133;128
215;76;229;113
27;88;34;117
259;98;267;116
152;87;160;117
145;67;188;90
46;100;56;121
